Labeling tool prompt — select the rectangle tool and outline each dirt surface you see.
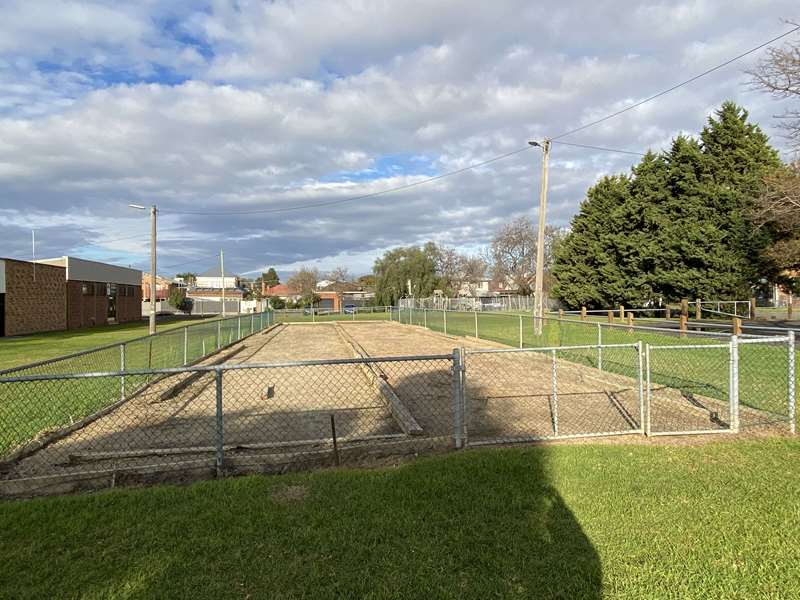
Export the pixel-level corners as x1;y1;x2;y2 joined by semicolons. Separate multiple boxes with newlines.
1;321;790;497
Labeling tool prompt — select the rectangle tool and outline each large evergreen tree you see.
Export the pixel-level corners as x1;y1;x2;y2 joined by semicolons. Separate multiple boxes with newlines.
552;101;783;308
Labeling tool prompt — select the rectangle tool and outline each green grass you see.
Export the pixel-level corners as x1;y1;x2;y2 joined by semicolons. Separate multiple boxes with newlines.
0;317;216;372
2;439;798;599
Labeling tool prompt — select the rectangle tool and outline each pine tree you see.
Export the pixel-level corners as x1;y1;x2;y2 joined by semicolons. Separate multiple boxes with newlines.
699;101;782;287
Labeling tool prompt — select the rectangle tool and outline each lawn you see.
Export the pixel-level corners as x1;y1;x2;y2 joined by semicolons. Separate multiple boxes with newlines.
1;439;798;599
0;316;216;372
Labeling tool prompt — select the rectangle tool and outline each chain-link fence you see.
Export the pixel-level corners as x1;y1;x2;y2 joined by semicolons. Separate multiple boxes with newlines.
273;306;392;324
1;328;796;497
462;343;643;446
0;353;456;496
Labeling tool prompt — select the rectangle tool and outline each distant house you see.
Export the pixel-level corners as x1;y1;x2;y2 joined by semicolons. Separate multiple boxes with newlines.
262;283;301;302
195;266;239;290
141;272;173;301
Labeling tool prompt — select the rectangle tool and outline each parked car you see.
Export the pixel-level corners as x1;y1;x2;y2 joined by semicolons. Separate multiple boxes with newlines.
344;304;357;314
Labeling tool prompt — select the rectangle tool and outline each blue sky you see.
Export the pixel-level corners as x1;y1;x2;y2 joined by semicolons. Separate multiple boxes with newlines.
0;0;797;277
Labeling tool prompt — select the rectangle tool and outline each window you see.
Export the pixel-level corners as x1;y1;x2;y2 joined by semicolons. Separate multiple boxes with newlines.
81;283;91;296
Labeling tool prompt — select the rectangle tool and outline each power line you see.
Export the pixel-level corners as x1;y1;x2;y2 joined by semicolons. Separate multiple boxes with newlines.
162;146;534;216
551;24;800;141
551;140;647;156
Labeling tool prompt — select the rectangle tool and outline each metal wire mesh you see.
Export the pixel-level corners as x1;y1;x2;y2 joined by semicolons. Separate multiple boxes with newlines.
463;344;643;445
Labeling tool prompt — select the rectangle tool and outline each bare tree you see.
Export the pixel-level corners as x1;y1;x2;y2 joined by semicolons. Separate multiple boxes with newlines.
459;255;488;296
748;24;800;149
755;161;800;271
489;217;565;295
328;266;351;284
288;267;320;304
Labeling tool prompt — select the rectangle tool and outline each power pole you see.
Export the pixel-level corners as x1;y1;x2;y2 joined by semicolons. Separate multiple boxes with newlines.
220;249;226;318
530;139;550;335
128;203;157;335
149;205;157;335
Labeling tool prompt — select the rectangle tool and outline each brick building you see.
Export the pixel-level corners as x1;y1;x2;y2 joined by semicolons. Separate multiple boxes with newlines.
37;257;141;330
0;258;67;336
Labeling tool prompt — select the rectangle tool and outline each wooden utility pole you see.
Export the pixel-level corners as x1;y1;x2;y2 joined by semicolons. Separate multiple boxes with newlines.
220;249;226;318
530;139;550;335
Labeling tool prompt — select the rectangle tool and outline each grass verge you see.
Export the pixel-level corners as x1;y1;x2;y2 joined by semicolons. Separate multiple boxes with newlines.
1;439;798;599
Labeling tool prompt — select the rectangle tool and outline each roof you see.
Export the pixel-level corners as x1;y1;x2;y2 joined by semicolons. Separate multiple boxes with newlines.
264;283;299;296
198;266;238;277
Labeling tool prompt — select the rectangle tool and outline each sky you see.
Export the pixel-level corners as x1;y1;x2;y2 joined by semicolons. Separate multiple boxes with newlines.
0;1;798;279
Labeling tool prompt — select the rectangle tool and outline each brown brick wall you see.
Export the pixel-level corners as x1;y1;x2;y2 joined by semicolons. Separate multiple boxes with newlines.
66;281;108;329
4;260;66;336
116;285;142;324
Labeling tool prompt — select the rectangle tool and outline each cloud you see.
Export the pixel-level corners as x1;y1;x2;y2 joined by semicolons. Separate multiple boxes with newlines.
0;0;798;276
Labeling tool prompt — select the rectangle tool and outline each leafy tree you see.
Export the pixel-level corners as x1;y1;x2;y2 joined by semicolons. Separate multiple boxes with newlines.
168;287;192;313
267;295;286;309
552;102;783;308
357;274;376;288
373;245;438;305
262;268;280;288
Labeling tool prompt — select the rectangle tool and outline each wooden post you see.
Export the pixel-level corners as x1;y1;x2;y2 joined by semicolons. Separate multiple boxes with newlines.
607;310;614;324
627;313;634;331
619;304;625;320
580;306;587;320
665;306;671;320
679;314;688;337
695;299;701;320
681;298;689;318
558;309;564;319
789;294;794;320
732;317;742;336
749;297;756;320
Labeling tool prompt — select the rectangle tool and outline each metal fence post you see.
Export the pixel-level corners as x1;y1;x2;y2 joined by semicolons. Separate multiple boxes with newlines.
251;313;254;334
551;349;559;436
473;311;478;338
214;367;225;476
183;327;188;366
238;316;241;340
636;341;644;433
217;320;221;350
424;308;427;329
519;314;523;348
645;344;652;436
789;331;796;435
260;311;263;330
119;343;125;400
452;348;464;449
730;335;740;433
444;309;447;335
597;323;603;371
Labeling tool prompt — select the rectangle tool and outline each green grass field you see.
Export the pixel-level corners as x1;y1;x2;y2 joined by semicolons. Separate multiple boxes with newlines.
2;439;798;599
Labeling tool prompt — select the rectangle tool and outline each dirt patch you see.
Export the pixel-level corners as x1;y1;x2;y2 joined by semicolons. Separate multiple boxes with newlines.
271;484;308;504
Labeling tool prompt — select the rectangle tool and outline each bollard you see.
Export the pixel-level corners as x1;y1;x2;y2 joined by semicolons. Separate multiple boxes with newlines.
679;314;688;337
559;309;564;319
619;305;625;320
732;317;742;336
627;313;634;332
665;306;671;319
681;298;689;317
695;299;701;320
607;310;614;324
580;306;587;320
750;297;757;320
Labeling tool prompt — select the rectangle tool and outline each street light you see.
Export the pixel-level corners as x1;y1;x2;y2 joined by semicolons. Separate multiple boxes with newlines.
528;139;550;335
129;203;157;335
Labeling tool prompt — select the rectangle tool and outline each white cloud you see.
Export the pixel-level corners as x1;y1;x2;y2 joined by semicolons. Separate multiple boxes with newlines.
0;0;797;274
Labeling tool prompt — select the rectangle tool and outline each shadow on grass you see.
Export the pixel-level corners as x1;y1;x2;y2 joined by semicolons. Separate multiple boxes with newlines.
0;446;602;599
1;356;602;599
